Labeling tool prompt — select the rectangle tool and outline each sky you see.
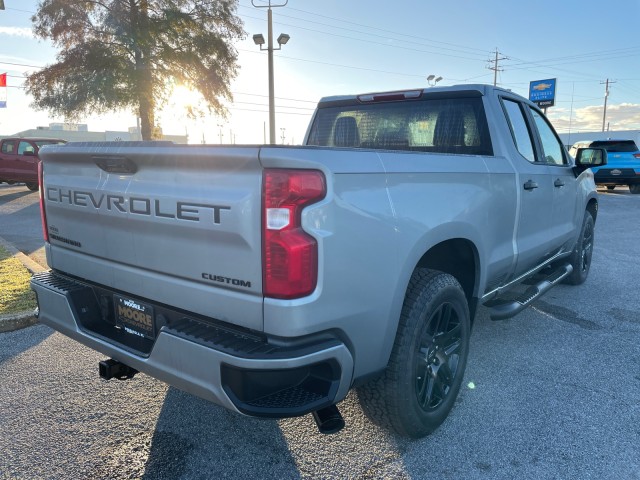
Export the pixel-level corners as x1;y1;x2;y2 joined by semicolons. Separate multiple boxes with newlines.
1;0;640;145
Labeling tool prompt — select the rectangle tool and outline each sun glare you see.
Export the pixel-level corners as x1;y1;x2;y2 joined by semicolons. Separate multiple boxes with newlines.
170;85;202;109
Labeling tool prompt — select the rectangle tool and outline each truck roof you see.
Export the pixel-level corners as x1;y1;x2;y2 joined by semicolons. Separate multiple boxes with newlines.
317;84;517;107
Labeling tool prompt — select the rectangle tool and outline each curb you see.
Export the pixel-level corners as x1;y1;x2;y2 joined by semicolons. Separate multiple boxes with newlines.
0;310;39;333
0;235;47;334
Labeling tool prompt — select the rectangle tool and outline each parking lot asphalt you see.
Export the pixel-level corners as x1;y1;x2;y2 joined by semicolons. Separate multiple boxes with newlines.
0;184;639;479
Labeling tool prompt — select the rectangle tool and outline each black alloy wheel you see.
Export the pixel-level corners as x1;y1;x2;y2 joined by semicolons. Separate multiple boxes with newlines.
415;302;462;411
579;219;594;274
565;211;595;285
357;269;471;438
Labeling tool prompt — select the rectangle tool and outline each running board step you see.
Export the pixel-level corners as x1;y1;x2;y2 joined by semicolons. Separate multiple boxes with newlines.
488;263;573;321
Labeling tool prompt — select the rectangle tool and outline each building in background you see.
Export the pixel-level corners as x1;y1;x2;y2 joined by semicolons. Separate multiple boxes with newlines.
2;122;188;144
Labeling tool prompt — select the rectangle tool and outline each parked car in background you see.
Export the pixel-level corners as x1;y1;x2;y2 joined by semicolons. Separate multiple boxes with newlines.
0;137;67;191
569;139;640;194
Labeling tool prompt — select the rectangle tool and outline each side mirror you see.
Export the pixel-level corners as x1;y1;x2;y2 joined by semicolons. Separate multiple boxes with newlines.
575;147;607;168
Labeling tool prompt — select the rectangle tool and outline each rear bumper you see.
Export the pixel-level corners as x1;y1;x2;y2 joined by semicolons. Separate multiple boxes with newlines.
593;168;640;185
31;271;354;418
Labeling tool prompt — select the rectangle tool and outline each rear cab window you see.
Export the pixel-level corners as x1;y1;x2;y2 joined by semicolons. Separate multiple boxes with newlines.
590;140;639;152
307;93;493;156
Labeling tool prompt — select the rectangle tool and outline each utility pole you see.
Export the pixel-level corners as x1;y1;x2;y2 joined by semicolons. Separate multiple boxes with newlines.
488;48;508;86
601;79;615;132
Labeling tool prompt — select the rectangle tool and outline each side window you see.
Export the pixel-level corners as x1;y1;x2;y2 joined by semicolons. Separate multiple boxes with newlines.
529;108;566;165
17;141;35;155
502;99;535;163
1;140;16;154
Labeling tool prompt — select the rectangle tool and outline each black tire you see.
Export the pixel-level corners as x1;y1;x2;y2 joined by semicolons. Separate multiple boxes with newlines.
565;211;595;285
629;185;640;194
25;183;39;191
357;269;470;438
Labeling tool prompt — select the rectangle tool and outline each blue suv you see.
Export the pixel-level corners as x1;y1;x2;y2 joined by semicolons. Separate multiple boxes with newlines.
569;139;640;194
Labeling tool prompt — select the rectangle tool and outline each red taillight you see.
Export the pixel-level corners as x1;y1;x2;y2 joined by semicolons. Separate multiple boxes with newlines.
38;160;49;243
263;169;326;299
633;153;640;159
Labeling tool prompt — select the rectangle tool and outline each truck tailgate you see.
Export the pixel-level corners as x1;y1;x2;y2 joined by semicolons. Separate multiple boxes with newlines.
40;143;264;331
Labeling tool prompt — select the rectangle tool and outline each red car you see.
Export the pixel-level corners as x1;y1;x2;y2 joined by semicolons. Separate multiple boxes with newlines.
0;137;66;191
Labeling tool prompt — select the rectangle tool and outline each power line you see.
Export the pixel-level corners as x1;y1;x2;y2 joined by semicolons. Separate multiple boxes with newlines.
5;7;36;14
7;3;636;94
240;7;488;60
9;1;640;92
231;100;314;111
508;46;640;68
240;47;429;79
5;3;640;109
0;60;43;69
241;12;486;62
241;2;489;55
226;106;311;116
239;5;486;55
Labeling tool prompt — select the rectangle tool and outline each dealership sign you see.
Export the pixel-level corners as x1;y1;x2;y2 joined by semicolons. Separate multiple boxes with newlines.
529;78;556;108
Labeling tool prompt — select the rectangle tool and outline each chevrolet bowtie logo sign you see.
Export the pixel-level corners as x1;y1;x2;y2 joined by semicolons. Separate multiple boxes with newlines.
611;169;622;175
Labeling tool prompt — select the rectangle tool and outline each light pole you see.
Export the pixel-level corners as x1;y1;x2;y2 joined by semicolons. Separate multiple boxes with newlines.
427;75;443;87
252;0;289;145
217;123;223;144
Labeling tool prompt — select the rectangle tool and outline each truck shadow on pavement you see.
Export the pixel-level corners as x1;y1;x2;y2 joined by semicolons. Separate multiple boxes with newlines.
0;186;35;203
86;386;304;479
130;388;414;479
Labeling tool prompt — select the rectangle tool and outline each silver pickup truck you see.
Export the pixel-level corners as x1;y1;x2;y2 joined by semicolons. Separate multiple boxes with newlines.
31;84;606;438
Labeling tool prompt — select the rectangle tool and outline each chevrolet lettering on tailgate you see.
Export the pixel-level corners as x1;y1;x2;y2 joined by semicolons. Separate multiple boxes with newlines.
46;187;231;224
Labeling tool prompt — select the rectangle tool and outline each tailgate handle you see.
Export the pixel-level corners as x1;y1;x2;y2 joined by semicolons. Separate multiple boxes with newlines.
93;156;138;174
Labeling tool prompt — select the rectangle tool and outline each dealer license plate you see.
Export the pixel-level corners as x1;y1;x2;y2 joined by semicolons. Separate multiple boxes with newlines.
114;294;155;339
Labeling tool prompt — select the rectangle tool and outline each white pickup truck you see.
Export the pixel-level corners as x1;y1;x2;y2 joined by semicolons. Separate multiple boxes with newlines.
31;84;606;437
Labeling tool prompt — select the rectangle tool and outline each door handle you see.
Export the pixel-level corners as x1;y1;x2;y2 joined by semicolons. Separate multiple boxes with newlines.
523;180;539;190
554;179;565;188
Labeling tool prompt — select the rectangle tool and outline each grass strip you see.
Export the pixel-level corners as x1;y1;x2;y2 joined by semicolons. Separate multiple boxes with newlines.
0;245;36;315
